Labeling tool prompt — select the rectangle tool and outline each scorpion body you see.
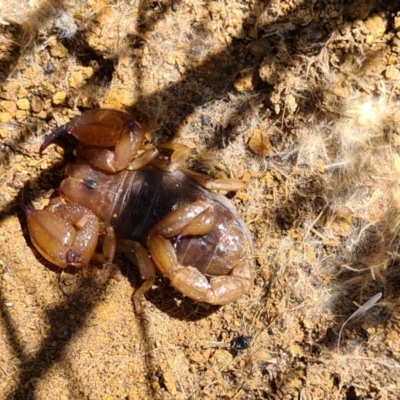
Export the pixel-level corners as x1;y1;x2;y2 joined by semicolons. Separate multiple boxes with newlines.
24;109;254;308
63;162;252;277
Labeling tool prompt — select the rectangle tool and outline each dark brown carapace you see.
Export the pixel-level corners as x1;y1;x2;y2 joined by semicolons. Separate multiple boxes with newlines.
24;109;254;309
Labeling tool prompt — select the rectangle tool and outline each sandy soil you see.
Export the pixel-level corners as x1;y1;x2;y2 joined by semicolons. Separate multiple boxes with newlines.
1;0;400;398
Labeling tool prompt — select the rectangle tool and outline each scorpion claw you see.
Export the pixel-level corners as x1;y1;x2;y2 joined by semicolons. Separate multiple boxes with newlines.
41;109;145;172
24;183;101;268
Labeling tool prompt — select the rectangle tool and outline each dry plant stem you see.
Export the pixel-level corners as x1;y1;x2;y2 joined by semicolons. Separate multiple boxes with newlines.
337;292;383;353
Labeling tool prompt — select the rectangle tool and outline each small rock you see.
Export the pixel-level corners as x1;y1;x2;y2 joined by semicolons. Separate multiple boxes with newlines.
15;110;28;120
0;112;12;123
365;14;386;41
234;70;258;92
150;380;160;390
259;54;279;85
0;128;9;138
35;110;48;119
248;128;272;157
52;91;67;105
49;41;69;58
327;81;352;98
31;96;43;113
68;66;94;89
17;87;28;98
163;371;177;395
385;65;400;81
16;98;30;110
394;16;400;30
387;54;398;65
0;100;17;114
392;37;400;53
248;38;270;58
212;349;233;371
285;93;297;114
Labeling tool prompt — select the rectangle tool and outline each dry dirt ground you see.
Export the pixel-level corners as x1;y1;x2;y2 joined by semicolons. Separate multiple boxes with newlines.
1;0;400;399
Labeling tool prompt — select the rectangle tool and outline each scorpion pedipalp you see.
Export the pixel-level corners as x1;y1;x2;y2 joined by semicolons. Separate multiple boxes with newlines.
23;181;113;268
42;109;146;172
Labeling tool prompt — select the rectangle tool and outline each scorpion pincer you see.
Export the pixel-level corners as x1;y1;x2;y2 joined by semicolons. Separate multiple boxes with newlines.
23;109;254;309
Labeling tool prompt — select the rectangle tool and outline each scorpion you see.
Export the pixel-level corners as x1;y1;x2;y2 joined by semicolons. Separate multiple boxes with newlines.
23;109;254;310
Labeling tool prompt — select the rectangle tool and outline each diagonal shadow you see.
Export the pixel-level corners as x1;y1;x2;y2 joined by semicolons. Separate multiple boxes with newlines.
4;269;117;400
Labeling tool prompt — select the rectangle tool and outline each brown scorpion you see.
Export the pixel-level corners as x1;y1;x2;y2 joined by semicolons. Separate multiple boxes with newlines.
24;109;254;309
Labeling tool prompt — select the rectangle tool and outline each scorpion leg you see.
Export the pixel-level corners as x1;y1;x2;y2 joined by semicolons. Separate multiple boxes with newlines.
172;263;251;304
117;240;157;313
150;143;191;172
147;200;250;305
24;182;102;268
149;200;216;238
152;143;247;191
148;235;251;305
101;226;117;264
128;144;159;170
180;168;248;191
